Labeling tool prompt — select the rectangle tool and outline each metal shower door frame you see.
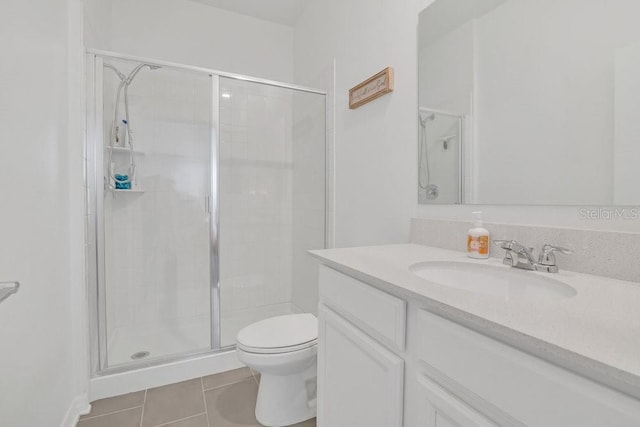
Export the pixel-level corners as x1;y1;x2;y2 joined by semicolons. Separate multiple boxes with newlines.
209;74;221;350
86;49;327;376
87;53;224;375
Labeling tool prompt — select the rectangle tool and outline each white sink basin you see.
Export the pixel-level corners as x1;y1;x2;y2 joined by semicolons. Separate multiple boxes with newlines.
409;261;576;301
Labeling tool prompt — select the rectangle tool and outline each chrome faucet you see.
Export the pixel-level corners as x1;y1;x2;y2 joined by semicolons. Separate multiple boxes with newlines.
494;240;573;273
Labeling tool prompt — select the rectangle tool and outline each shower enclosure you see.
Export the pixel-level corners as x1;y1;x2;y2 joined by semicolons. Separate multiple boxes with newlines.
86;51;326;375
418;107;464;204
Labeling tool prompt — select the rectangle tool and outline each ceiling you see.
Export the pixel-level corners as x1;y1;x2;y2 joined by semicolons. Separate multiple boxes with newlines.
189;0;309;27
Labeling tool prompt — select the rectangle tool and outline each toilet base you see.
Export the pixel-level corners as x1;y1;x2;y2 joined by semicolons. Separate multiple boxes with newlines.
255;361;317;427
235;313;318;427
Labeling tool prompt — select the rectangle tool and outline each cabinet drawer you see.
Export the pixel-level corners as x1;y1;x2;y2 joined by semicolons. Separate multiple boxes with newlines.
319;265;406;351
415;310;640;427
417;374;496;427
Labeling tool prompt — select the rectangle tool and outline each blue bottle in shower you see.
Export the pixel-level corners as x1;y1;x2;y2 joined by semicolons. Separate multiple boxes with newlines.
114;174;131;190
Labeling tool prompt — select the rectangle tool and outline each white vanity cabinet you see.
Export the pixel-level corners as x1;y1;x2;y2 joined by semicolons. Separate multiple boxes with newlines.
317;265;640;427
415;374;497;427
317;265;406;427
318;305;405;427
411;310;640;427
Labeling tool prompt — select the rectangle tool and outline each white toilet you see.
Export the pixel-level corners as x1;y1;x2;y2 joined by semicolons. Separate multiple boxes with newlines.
236;313;318;427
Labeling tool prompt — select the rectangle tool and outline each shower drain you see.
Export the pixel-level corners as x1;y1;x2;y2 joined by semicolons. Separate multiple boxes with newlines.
131;351;150;360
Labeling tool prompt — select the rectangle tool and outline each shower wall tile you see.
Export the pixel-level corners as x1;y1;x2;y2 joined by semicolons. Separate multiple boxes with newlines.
410;217;640;283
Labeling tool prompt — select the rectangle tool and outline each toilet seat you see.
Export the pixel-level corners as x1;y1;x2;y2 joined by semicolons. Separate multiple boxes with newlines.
236;313;318;354
237;338;317;354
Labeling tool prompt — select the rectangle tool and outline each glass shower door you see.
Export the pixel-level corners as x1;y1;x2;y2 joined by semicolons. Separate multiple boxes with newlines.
99;57;215;369
217;78;326;346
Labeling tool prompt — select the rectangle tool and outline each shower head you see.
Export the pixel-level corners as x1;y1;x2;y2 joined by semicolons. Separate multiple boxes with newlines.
104;63;161;84
104;63;127;81
126;63;161;84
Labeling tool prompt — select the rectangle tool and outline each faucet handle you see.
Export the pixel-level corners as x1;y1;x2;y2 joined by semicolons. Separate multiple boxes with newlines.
494;239;537;268
494;239;517;249
539;244;573;266
494;239;534;252
541;244;573;255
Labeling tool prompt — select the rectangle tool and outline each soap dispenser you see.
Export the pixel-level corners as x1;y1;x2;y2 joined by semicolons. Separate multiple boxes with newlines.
467;211;490;259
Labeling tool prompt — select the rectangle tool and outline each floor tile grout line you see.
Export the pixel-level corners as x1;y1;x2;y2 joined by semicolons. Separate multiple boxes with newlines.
78;405;144;421
202;370;255;391
202;380;249;392
153;412;208;427
202;376;257;393
200;377;211;427
139;389;148;427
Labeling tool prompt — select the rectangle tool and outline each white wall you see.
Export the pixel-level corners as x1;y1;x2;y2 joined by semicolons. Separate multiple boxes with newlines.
294;0;429;247
83;0;112;50
0;0;88;425
295;0;640;239
87;0;294;82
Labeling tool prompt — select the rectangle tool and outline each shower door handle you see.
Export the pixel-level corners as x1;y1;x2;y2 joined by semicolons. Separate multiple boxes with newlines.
0;281;20;304
204;195;211;213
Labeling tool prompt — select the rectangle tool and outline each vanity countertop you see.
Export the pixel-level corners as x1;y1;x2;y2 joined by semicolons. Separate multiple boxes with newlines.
309;244;640;400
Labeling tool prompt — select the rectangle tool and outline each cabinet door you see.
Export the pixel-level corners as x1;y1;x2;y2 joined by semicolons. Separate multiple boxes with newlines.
418;375;496;427
317;304;404;427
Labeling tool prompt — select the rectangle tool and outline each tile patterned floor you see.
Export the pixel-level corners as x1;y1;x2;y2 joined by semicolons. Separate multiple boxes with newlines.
77;368;316;427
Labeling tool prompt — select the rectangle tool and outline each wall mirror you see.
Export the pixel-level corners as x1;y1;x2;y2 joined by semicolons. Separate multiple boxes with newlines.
418;0;640;205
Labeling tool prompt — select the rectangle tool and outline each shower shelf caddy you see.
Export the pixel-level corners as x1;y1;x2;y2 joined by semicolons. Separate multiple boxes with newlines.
106;146;144;193
106;146;145;155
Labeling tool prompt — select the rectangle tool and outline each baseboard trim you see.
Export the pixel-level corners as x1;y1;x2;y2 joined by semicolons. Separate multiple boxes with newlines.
61;394;91;427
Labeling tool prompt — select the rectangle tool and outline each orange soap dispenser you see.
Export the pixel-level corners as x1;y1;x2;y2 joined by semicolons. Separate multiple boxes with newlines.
467;211;490;259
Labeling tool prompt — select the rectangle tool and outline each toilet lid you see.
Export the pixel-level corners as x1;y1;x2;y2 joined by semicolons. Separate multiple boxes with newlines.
236;313;317;353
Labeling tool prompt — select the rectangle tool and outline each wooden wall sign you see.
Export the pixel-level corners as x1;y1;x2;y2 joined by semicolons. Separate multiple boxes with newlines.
349;67;394;109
